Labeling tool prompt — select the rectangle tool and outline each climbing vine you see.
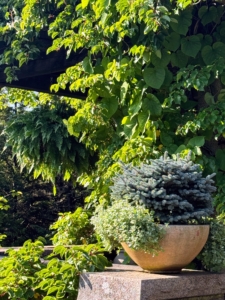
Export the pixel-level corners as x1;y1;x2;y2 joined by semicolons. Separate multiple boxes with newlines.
1;0;225;210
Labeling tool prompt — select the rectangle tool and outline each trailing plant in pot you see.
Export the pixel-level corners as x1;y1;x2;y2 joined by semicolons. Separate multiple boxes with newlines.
91;200;165;255
92;152;217;273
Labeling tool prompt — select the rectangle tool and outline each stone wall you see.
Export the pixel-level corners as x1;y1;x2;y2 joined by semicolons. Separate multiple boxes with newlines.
77;264;225;300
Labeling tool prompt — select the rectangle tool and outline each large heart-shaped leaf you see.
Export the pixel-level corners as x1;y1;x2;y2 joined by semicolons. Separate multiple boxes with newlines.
160;131;174;146
151;50;171;68
100;97;118;118
82;57;94;74
128;96;142;116
201;34;213;47
204;92;215;105
198;6;217;26
123;116;138;138
202;42;225;65
187;136;205;147
181;36;201;58
162;68;173;87
170;10;192;35
163;32;181;51
171;50;189;68
138;111;150;133
143;67;165;89
142;94;162;117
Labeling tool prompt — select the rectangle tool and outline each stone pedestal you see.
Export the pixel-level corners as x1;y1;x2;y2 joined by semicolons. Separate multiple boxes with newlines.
77;264;225;300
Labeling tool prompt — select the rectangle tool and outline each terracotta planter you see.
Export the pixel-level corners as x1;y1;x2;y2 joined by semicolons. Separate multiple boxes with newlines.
121;224;209;273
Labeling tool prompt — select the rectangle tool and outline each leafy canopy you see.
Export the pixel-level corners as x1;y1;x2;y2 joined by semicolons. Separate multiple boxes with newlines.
1;0;225;211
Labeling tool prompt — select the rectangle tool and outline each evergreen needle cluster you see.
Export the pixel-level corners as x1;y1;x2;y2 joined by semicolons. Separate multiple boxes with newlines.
110;152;216;224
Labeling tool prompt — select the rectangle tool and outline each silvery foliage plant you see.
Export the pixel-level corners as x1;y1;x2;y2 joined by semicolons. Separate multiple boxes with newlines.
91;200;165;254
110;152;216;224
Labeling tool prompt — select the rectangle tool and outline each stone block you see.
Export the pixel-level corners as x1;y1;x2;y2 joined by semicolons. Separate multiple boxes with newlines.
77;264;225;300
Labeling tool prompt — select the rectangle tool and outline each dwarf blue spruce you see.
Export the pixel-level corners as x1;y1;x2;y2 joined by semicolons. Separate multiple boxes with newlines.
110;152;216;224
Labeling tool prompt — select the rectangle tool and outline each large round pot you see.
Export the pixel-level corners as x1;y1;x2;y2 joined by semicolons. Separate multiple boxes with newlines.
121;225;209;273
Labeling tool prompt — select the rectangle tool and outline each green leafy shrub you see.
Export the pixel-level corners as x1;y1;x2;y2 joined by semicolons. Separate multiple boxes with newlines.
50;207;96;246
0;240;45;299
0;240;110;300
197;218;225;272
91;200;165;255
35;244;110;300
111;153;216;224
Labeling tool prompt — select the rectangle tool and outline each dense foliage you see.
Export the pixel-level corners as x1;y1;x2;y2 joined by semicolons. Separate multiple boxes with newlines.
50;207;96;246
0;103;88;246
0;240;110;300
1;0;225;213
111;153;216;224
1;91;95;185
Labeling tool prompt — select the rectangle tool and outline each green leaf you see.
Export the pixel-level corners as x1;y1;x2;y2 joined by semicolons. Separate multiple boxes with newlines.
160;132;174;146
171;50;188;68
121;116;130;125
120;81;129;103
82;57;94;74
202;42;225;65
123;116;138;138
137;111;150;132
47;286;60;295
181;36;201;58
101;12;109;26
198;6;217;26
100;97;118;118
53;185;57;196
162;68;173;87
201;34;213;47
170;10;192;35
151;50;170;67
143;67;165;89
142;137;153;146
43;296;56;300
187;136;205;147
163;32;181;51
155;49;161;58
143;51;150;62
204;92;215;105
142;94;162;117
14;289;24;298
175;144;187;153
193;146;202;156
82;0;89;8
128;97;142;116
